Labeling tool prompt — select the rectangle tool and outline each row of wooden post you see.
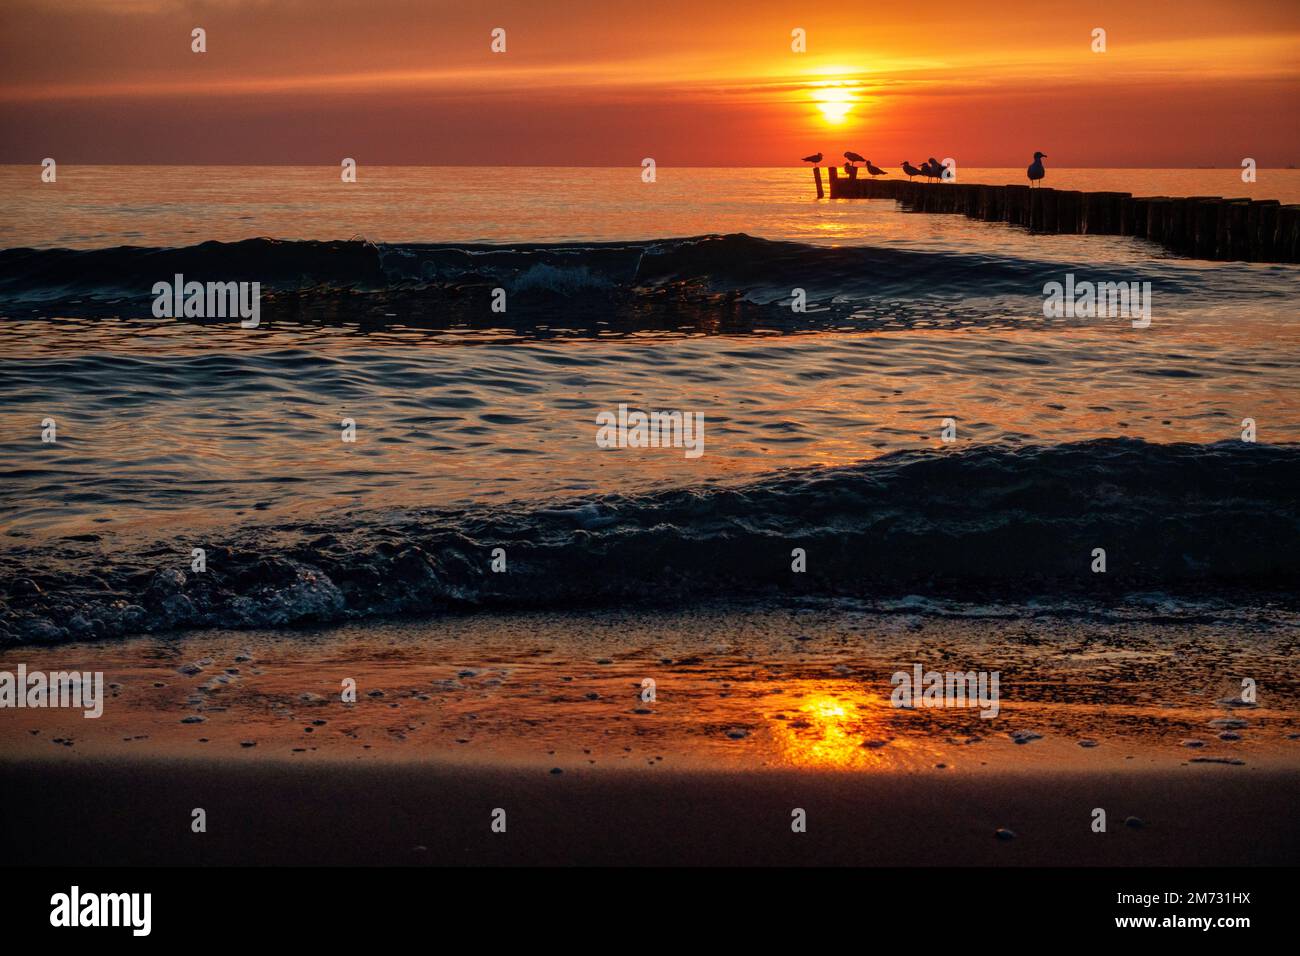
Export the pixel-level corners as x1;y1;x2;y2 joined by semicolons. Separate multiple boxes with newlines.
819;167;1300;263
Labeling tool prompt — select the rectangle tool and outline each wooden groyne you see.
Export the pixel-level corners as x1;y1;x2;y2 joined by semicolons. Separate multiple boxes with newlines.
822;168;1300;263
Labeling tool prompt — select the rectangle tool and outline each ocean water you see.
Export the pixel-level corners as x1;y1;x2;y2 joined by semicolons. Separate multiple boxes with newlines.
1;166;1297;643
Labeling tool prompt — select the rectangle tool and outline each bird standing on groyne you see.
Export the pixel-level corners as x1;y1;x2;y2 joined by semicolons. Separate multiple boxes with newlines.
844;151;866;166
901;160;922;180
865;160;886;177
1027;152;1047;186
801;152;824;165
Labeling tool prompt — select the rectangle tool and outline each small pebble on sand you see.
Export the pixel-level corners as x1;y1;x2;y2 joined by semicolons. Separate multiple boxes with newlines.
1124;816;1144;828
995;828;1016;841
1209;718;1249;729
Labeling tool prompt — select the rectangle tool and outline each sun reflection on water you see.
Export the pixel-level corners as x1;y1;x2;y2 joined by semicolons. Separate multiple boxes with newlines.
768;687;916;769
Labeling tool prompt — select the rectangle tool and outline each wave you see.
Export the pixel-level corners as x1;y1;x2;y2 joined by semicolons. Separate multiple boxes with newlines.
0;234;1234;332
2;438;1297;644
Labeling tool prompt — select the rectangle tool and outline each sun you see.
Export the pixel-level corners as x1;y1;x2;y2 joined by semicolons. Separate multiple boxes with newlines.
810;84;856;126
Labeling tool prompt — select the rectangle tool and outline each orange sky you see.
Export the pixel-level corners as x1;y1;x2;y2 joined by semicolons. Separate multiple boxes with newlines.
1;0;1297;165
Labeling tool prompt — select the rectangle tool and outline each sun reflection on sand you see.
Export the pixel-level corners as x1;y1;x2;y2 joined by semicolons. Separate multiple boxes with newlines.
767;687;921;769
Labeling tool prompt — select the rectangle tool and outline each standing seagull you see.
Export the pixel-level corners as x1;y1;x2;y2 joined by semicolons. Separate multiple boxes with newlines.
801;152;824;165
901;160;923;181
1027;152;1047;187
865;160;887;177
925;157;944;182
844;150;866;166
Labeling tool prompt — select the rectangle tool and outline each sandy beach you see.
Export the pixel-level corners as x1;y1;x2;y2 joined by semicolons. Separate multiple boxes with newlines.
4;605;1297;865
6;758;1296;866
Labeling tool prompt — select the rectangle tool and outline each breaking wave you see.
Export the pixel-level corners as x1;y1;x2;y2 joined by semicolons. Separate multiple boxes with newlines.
2;438;1297;644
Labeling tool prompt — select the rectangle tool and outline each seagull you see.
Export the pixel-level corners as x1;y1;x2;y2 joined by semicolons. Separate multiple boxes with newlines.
865;160;887;177
844;150;866;165
925;157;944;182
901;160;922;181
1027;151;1047;186
801;152;823;165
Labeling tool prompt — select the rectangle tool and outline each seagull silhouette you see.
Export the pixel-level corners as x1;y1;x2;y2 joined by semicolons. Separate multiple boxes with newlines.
901;160;922;180
844;151;866;165
801;152;823;165
1027;151;1047;187
865;160;886;177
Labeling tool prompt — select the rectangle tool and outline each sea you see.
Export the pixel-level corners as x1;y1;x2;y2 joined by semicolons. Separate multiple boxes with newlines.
1;166;1297;644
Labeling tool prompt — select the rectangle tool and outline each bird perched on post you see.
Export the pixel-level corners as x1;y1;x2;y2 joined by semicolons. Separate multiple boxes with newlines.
1027;152;1047;187
844;150;866;166
801;152;823;165
865;160;886;177
901;160;922;181
925;157;944;182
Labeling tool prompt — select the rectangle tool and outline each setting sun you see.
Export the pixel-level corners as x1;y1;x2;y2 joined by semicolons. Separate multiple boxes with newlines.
811;85;856;125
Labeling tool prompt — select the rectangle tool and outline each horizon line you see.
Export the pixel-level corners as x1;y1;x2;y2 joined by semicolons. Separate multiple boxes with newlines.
4;163;1297;170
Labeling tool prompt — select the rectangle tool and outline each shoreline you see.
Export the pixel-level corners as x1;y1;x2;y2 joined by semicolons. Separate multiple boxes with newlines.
4;608;1297;865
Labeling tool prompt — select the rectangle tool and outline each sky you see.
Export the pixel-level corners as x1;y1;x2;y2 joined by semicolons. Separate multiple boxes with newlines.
1;0;1297;166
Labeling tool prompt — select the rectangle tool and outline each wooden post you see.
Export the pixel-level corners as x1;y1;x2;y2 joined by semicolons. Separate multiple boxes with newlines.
1028;188;1044;230
1005;185;1031;225
1279;206;1300;261
1249;200;1280;261
1056;191;1083;233
1145;199;1171;242
1191;199;1222;258
1222;199;1250;260
1164;199;1189;253
809;175;1296;262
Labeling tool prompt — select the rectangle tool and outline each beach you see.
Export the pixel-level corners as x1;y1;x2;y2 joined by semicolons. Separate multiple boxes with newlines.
4;605;1298;865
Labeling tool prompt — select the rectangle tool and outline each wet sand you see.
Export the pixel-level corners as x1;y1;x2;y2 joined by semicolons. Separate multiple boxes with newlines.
3;604;1298;864
4;758;1296;866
